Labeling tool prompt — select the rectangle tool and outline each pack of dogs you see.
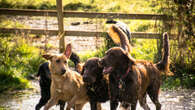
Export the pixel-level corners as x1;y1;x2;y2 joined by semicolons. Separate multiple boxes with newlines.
35;20;173;110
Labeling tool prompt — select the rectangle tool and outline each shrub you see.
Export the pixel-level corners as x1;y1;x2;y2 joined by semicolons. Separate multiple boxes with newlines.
0;37;44;92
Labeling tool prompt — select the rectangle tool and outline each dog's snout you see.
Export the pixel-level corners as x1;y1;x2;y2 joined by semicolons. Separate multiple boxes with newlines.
98;59;104;67
61;69;66;74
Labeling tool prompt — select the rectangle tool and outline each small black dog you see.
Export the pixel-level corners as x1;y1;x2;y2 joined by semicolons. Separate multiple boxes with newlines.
35;52;81;110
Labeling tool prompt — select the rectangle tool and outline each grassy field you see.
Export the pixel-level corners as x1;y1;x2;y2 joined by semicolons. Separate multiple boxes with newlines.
0;0;157;13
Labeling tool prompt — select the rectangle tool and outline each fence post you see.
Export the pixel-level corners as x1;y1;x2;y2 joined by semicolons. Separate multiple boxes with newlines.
56;0;65;53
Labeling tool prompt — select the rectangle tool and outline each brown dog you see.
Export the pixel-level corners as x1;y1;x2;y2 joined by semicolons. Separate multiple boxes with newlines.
100;25;172;110
82;57;110;110
42;43;88;110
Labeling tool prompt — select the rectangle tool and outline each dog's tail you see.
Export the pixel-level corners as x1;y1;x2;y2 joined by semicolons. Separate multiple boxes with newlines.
156;32;173;76
70;52;83;73
108;25;132;53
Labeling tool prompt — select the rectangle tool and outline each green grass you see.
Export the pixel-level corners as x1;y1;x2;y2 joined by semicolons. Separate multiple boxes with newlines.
0;37;44;92
79;46;107;62
0;0;157;13
131;39;158;61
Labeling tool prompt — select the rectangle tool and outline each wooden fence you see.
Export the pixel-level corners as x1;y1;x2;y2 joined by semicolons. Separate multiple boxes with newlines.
0;8;171;38
0;5;175;52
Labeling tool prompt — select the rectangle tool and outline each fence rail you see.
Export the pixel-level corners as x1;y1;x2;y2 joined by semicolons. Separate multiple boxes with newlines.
0;28;168;39
0;8;177;40
0;8;172;20
0;7;178;52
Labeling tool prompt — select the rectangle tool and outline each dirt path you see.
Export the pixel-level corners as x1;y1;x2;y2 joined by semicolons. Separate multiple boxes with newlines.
0;80;194;110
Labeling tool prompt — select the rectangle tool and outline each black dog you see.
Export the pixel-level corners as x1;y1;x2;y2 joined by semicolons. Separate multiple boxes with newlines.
35;52;81;110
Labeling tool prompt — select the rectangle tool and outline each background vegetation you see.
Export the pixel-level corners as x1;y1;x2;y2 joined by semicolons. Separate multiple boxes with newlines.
0;0;194;93
0;36;44;92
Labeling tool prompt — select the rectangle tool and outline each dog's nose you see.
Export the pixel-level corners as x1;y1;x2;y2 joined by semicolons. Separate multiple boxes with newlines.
61;69;66;74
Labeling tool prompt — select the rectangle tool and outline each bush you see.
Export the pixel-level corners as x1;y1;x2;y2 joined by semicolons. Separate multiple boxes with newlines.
0;36;44;92
79;46;107;62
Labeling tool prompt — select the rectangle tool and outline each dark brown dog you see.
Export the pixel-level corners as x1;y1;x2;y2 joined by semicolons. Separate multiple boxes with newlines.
100;25;172;110
82;57;109;110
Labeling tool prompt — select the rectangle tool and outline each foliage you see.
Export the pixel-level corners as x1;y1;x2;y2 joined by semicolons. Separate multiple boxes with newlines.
131;39;157;61
0;0;156;13
0;36;44;92
149;0;195;88
79;46;107;62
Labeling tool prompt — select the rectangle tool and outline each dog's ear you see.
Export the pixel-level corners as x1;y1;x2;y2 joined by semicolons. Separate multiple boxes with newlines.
77;63;84;74
64;43;72;59
42;54;53;60
124;51;136;65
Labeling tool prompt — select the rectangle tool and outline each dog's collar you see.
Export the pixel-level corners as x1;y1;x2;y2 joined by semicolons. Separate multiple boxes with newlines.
121;65;131;80
118;65;131;89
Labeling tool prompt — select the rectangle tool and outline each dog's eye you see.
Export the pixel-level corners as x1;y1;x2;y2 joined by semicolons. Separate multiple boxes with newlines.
64;61;67;64
56;59;60;63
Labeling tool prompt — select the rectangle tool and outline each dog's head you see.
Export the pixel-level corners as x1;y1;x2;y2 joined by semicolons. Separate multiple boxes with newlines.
42;43;72;75
99;47;135;74
82;57;103;84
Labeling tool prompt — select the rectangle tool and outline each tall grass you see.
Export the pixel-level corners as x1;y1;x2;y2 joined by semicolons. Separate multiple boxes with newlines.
0;36;44;92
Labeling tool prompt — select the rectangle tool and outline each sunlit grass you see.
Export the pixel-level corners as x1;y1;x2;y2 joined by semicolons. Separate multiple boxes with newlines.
0;0;157;13
0;37;44;92
131;39;158;61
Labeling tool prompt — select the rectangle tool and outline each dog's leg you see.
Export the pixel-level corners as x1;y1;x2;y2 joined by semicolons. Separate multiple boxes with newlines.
35;97;50;110
110;100;118;110
58;100;66;110
109;75;119;110
66;95;79;110
89;101;102;110
74;103;85;110
139;93;150;110
90;101;97;110
147;86;161;110
130;100;137;110
44;97;58;110
97;103;102;110
120;102;130;110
